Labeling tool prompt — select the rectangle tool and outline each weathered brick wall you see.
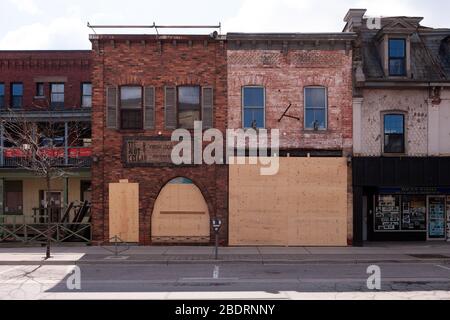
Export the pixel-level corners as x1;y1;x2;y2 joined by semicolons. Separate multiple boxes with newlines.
0;51;91;109
90;37;228;245
357;89;428;156
227;49;354;153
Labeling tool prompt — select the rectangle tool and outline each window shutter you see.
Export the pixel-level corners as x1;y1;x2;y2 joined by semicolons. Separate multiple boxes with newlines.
202;87;214;129
144;86;155;129
164;86;176;129
106;86;118;129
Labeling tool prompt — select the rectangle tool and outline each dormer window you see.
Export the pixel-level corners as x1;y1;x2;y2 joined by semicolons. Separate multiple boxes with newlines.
389;39;406;76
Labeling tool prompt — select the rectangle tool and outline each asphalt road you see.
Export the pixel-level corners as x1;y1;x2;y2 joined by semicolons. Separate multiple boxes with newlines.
0;262;450;299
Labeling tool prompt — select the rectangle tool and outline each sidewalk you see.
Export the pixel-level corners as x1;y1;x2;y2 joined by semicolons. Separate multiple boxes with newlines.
0;243;449;265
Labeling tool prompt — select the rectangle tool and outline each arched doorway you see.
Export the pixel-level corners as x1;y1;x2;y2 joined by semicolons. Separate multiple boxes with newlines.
151;178;210;243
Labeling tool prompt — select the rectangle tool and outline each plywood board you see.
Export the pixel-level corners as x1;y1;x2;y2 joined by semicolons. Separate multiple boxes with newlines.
152;184;210;240
109;182;139;242
229;157;348;246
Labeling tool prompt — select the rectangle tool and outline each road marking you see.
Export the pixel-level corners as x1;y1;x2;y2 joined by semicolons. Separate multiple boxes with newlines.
213;265;219;279
104;256;129;261
436;264;450;271
178;277;239;283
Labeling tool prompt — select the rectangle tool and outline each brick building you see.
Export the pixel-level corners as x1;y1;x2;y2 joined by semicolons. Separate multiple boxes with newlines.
0;50;92;232
226;33;356;246
345;9;450;243
90;34;228;245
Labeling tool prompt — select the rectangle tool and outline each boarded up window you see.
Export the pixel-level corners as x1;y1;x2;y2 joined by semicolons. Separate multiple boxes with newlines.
164;86;176;129
202;87;214;129
106;86;118;129
144;87;155;129
109;182;139;242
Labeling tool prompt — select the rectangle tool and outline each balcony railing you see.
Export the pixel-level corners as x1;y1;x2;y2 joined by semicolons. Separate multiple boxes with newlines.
1;147;92;168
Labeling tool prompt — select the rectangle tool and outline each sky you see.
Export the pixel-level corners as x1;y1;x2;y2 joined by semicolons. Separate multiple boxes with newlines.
0;0;449;50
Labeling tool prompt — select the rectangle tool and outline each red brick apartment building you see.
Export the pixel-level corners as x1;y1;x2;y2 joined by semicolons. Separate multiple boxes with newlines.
89;31;356;246
0;51;92;231
226;33;356;246
89;34;228;245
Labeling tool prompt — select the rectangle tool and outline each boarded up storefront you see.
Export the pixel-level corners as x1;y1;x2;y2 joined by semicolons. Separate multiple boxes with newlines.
152;178;210;243
109;181;139;242
229;157;348;246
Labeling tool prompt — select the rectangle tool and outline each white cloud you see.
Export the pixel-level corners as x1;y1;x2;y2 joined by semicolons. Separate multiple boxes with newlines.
0;0;449;50
8;0;42;15
223;0;347;32
0;16;90;50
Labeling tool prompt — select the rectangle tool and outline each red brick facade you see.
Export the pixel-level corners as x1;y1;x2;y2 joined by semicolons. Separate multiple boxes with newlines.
0;51;91;109
227;42;353;154
90;35;228;245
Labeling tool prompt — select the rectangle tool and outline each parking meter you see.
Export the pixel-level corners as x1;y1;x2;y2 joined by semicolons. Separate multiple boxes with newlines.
212;218;222;232
212;218;222;260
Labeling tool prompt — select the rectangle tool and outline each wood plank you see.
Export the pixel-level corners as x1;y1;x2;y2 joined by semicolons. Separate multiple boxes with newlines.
229;157;348;246
109;182;139;242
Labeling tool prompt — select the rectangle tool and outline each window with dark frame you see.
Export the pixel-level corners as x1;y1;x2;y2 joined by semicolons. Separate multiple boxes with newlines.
389;39;406;76
178;86;201;129
0;83;4;108
384;113;405;154
4;181;23;215
82;83;92;108
50;83;65;108
120;86;143;130
242;86;265;129
11;83;23;108
304;87;327;130
36;83;44;97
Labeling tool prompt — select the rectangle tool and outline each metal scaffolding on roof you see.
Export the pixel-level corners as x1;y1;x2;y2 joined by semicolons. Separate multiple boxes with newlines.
87;22;221;36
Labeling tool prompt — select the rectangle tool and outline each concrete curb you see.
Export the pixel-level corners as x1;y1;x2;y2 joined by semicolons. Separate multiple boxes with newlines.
1;258;450;266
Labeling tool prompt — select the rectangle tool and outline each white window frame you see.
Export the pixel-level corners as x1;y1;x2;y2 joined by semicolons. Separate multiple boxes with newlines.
242;85;266;129
304;86;328;131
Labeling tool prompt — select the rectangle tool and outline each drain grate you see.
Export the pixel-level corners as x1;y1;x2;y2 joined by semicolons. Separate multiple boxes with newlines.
409;254;449;259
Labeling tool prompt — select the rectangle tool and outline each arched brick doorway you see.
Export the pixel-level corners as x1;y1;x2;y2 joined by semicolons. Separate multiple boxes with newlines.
151;177;210;244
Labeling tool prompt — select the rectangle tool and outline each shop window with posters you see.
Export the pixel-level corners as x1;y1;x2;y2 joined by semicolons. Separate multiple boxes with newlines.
447;196;450;240
428;197;446;240
375;195;428;232
375;195;401;231
401;196;426;231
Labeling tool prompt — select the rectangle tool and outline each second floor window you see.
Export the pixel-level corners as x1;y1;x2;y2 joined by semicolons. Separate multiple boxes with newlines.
178;86;201;129
304;87;327;130
389;39;406;76
11;83;23;108
0;83;4;108
120;86;142;130
82;83;92;108
384;114;405;154
50;83;65;108
243;86;265;129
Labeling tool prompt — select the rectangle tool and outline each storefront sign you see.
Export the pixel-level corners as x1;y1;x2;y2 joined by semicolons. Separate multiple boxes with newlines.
379;187;450;195
125;139;177;165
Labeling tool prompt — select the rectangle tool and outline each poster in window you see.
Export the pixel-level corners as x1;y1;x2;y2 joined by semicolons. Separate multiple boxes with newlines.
401;196;426;231
428;197;446;239
375;195;401;231
447;196;450;239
